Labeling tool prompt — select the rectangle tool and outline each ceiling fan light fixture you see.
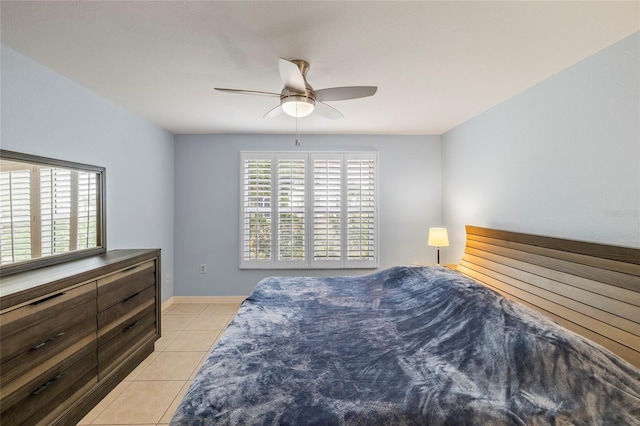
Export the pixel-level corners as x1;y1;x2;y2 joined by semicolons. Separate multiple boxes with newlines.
281;95;315;118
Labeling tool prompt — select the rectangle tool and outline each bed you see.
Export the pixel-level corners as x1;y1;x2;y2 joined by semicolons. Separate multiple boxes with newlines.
170;226;640;425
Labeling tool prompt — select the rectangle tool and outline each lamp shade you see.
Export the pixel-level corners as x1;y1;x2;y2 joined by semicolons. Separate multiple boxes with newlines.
428;228;449;247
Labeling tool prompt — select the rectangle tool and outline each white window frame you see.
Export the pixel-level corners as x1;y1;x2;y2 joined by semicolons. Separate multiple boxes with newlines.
239;151;378;270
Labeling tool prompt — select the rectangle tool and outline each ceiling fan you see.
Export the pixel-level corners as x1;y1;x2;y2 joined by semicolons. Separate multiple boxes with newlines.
215;58;377;120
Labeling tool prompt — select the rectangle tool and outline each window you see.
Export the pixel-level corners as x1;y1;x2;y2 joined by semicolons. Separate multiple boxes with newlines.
240;151;377;269
0;150;105;275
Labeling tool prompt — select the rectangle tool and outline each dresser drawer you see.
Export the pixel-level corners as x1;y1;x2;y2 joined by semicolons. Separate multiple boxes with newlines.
97;284;155;330
97;260;156;312
98;304;156;378
1;317;97;388
0;339;97;425
0;282;96;341
1;296;96;364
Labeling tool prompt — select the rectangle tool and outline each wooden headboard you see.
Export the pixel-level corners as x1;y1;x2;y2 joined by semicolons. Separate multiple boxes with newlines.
457;225;640;368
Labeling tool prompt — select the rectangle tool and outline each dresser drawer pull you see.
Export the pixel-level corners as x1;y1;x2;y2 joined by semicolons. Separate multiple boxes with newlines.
123;320;139;332
30;292;66;306
30;373;64;396
122;292;140;303
123;265;139;272
31;332;66;350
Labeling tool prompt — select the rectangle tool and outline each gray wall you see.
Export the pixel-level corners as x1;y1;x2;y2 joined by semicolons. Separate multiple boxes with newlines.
442;32;640;264
174;134;442;296
1;46;176;303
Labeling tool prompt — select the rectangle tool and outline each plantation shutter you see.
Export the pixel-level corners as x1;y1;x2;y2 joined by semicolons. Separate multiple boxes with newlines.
76;171;99;250
41;168;75;255
346;155;377;267
311;155;342;268
277;156;307;267
241;156;272;266
0;166;32;264
311;153;377;268
240;151;377;269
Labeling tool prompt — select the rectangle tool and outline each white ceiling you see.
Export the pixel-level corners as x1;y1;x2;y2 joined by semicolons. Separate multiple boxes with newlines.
2;1;638;135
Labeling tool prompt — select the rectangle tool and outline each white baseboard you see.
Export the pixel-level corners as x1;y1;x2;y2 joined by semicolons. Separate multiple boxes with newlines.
162;296;246;312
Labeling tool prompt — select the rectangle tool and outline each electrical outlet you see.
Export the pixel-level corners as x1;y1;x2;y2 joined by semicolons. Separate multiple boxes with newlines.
199;263;207;274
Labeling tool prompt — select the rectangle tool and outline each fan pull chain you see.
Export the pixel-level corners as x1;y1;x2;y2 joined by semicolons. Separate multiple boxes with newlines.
295;105;301;147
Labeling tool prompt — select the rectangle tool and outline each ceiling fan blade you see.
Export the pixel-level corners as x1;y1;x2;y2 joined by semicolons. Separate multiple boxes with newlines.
215;88;280;97
279;58;306;93
263;104;283;119
315;86;377;102
314;102;344;120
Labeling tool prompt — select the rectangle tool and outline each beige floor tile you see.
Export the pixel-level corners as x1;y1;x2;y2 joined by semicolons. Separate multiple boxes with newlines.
164;330;219;352
159;380;193;423
155;330;180;351
92;380;185;424
135;351;205;381
162;314;197;331
186;312;232;330
166;303;207;315
162;303;177;314
124;351;159;381
189;352;211;380
77;380;132;425
202;303;241;315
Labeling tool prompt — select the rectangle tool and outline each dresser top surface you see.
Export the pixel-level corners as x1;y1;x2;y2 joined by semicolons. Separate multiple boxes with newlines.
0;249;160;309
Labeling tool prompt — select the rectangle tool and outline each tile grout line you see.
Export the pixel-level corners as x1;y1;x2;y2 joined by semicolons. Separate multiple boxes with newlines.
157;379;189;424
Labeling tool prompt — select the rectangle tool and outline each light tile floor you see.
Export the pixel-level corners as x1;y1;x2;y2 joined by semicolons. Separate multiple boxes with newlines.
79;302;241;425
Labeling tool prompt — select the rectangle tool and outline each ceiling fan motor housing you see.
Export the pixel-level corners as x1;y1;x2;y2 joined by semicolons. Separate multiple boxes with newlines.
280;60;316;117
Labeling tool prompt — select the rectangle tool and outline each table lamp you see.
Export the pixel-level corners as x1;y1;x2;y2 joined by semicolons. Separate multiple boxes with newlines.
428;228;449;265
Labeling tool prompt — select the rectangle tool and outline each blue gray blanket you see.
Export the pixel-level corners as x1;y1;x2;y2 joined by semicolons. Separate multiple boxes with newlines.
171;266;640;425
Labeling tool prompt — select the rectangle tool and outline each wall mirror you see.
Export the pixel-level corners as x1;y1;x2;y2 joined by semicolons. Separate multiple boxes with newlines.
0;149;106;276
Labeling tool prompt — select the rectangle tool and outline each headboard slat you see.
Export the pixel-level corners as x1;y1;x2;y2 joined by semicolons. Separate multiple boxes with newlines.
467;234;640;277
460;255;640;330
465;225;640;265
461;226;640;368
464;246;639;305
459;259;639;346
466;239;638;292
458;263;640;367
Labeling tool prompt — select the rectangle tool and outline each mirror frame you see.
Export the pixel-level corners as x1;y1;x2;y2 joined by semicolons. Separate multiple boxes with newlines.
0;149;106;276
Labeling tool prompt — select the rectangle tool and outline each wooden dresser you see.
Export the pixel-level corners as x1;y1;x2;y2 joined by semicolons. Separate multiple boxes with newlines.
0;249;161;426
